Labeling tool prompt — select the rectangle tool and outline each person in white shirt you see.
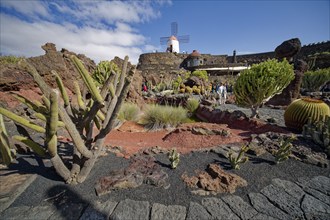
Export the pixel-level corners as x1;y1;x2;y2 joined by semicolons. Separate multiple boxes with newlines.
217;83;227;105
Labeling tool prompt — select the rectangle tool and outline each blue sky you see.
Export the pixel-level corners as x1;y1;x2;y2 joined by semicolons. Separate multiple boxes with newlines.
1;0;329;64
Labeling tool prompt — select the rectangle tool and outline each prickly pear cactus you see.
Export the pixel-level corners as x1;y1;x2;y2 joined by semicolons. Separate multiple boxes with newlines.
284;98;330;131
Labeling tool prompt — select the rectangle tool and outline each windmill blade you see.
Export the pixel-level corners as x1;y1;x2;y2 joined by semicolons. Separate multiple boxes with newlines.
171;22;178;36
177;35;190;43
160;36;169;45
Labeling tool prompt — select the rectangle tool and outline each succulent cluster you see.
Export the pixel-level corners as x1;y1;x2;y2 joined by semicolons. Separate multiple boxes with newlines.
228;145;249;170
303;116;330;156
273;135;296;164
168;148;180;169
234;59;294;118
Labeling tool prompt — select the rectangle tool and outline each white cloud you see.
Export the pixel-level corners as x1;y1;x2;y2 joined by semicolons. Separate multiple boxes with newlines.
1;0;49;18
0;0;171;64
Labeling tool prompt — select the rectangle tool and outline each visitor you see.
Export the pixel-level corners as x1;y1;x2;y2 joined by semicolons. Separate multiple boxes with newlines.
217;83;227;105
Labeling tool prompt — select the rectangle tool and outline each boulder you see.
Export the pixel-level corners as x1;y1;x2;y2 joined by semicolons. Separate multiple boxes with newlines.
275;38;301;60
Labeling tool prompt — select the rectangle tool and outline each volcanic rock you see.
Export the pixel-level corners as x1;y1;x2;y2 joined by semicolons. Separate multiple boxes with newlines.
275;38;301;60
182;163;247;195
95;155;169;196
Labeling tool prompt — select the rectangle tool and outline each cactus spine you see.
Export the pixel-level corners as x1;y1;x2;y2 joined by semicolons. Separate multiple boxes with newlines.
228;145;249;170
284;98;330;131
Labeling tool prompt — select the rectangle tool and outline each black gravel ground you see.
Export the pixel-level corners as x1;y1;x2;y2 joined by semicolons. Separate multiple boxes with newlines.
4;105;330;209
9;150;330;208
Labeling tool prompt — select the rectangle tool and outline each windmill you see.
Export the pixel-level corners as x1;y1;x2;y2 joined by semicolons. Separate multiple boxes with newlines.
160;22;190;53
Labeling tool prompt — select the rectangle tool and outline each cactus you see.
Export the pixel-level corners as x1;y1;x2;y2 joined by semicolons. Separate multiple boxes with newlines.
13;135;46;157
234;59;294;118
52;70;70;107
46;91;59;157
303;116;330;156
0;107;46;133
70;55;104;105
284;98;330;131
168;148;180;169
228;145;249;170
273;135;296;164
92;60;120;87
0;115;15;165
0;56;135;184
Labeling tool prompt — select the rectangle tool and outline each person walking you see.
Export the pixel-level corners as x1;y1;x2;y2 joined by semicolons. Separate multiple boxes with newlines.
217;83;227;105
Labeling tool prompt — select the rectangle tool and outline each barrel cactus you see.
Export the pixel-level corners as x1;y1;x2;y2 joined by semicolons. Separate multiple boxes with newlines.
284;98;330;131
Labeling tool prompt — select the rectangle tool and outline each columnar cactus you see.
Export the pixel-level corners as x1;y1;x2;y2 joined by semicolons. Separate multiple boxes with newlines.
284;98;330;131
234;59;294;118
0;55;135;184
303;116;330;156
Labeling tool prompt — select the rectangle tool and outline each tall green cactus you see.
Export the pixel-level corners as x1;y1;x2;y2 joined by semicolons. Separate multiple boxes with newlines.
0;56;135;184
234;59;294;118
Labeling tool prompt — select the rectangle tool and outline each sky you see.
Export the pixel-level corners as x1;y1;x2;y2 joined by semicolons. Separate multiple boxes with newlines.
0;0;329;64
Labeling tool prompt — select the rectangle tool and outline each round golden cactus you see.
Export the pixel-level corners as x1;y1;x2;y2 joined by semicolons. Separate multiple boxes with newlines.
284;98;330;131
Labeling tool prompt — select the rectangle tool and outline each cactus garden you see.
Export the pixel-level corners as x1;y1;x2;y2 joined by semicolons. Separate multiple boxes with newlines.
0;42;329;219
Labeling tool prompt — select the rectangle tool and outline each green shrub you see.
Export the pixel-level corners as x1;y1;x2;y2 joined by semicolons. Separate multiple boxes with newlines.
0;55;24;65
118;102;140;122
302;68;330;92
185;98;200;113
141;105;187;130
191;70;208;81
234;59;294;118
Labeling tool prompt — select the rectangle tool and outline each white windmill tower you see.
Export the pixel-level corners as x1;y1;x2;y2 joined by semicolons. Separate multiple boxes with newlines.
160;22;190;53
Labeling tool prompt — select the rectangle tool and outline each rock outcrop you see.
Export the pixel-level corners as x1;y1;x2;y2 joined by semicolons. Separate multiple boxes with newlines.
268;38;308;106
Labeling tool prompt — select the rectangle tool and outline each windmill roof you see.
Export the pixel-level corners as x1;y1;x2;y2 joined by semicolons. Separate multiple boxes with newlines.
169;35;178;41
189;50;201;57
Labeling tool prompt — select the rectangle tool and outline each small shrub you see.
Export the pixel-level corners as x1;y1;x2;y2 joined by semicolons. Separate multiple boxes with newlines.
234;59;294;118
0;55;24;65
185;98;200;114
191;70;208;81
92;61;121;87
118;102;140;122
302;68;330;92
141;105;187;130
